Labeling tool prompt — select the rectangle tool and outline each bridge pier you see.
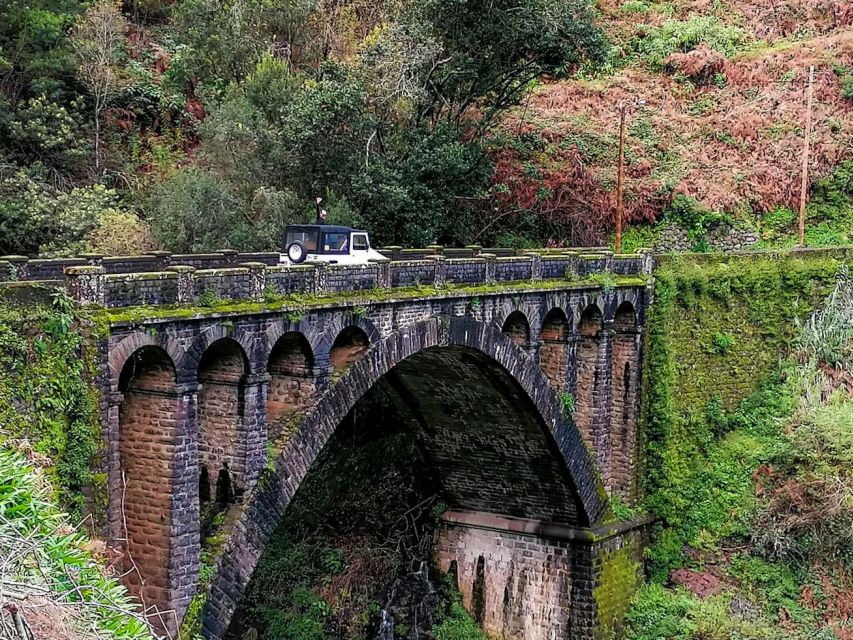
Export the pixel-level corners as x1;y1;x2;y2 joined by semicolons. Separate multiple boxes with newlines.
435;510;648;640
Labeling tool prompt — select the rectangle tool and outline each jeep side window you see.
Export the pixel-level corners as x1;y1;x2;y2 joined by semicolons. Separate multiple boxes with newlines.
353;234;368;251
323;232;349;253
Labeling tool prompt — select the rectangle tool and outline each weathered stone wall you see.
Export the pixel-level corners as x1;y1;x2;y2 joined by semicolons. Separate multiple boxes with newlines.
118;351;179;617
654;221;760;253
434;516;573;640
434;511;649;640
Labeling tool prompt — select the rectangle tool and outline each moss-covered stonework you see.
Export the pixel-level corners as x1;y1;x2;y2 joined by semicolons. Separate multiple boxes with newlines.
640;249;850;572
92;275;649;331
0;288;103;522
591;529;645;640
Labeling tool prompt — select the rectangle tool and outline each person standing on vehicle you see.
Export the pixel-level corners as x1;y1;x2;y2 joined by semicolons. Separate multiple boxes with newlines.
315;196;328;224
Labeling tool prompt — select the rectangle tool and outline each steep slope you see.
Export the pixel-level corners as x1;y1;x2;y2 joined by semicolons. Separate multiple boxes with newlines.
490;0;853;247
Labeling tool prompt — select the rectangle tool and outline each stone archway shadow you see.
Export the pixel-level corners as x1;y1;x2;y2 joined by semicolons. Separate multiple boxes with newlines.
200;315;611;639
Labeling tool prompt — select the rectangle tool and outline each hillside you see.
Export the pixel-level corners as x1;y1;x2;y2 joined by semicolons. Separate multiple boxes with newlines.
1;0;850;255
489;0;853;248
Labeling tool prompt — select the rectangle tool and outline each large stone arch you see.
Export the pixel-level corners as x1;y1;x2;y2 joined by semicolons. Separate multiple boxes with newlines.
201;315;610;639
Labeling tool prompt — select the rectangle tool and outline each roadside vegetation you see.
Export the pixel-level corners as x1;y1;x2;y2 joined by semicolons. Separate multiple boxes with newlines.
0;435;154;640
630;265;852;639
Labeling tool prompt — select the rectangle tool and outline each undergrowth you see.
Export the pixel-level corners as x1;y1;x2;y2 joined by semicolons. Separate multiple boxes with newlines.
0;447;154;639
0;290;100;519
631;258;852;639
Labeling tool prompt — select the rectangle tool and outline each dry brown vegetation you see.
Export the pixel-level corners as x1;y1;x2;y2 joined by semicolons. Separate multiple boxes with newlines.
494;0;853;239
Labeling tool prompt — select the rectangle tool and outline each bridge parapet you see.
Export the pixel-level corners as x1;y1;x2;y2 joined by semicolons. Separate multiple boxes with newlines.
1;248;653;308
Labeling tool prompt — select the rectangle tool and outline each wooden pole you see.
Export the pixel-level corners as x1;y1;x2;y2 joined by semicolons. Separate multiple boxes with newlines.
615;105;627;254
798;65;815;247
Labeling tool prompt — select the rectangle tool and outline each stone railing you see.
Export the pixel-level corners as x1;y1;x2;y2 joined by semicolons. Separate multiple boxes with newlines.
0;247;654;308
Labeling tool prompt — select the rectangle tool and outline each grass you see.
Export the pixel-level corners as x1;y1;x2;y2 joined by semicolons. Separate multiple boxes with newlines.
0;447;155;639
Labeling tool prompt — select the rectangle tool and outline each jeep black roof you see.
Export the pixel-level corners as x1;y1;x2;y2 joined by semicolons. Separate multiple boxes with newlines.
284;224;367;234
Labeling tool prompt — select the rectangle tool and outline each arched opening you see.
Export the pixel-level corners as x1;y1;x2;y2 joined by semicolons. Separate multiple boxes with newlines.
611;302;639;501
539;308;570;391
199;466;212;504
267;332;315;441
118;345;179;612
216;467;234;505
575;304;603;452
330;326;369;374
501;311;531;349
197;338;248;535
226;345;585;640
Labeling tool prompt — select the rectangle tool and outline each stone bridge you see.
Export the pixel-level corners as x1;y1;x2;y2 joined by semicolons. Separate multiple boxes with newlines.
5;246;654;639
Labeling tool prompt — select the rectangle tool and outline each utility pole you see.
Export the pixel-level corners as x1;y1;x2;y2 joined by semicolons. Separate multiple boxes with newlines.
615;99;644;254
798;65;815;247
615;104;627;254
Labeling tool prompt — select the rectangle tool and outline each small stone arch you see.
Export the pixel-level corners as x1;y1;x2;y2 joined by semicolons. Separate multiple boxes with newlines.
196;338;250;503
574;304;603;453
330;325;370;374
610;301;640;500
267;331;316;438
109;331;183;391
116;345;180;620
201;316;609;640
501;310;532;349
539;307;570;391
181;324;257;384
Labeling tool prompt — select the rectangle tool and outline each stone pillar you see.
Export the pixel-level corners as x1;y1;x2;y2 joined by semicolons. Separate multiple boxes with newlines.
166;265;197;304
168;384;201;631
483;253;496;284
638;248;654;276
241;262;267;302
465;244;482;257
427;244;444;255
147;250;173;271
374;259;391;289
433;255;447;288
568;521;648;640
106;391;125;544
64;266;105;305
565;251;580;279
312;352;334;396
565;335;579;399
523;252;543;282
0;256;29;280
602;250;614;273
240;372;269;492
313;263;327;294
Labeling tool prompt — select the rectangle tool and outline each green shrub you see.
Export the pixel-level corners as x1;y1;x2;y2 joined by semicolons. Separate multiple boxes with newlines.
0;292;99;518
710;332;734;354
0;447;154;639
632;16;749;70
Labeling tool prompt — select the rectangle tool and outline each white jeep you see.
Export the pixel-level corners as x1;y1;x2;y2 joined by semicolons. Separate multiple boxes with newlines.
280;224;387;266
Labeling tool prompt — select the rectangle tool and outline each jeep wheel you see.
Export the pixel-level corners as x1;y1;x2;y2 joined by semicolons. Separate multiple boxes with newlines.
287;241;307;264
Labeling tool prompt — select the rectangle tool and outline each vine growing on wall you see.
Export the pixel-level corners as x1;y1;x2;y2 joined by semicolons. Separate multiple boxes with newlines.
0;289;101;520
